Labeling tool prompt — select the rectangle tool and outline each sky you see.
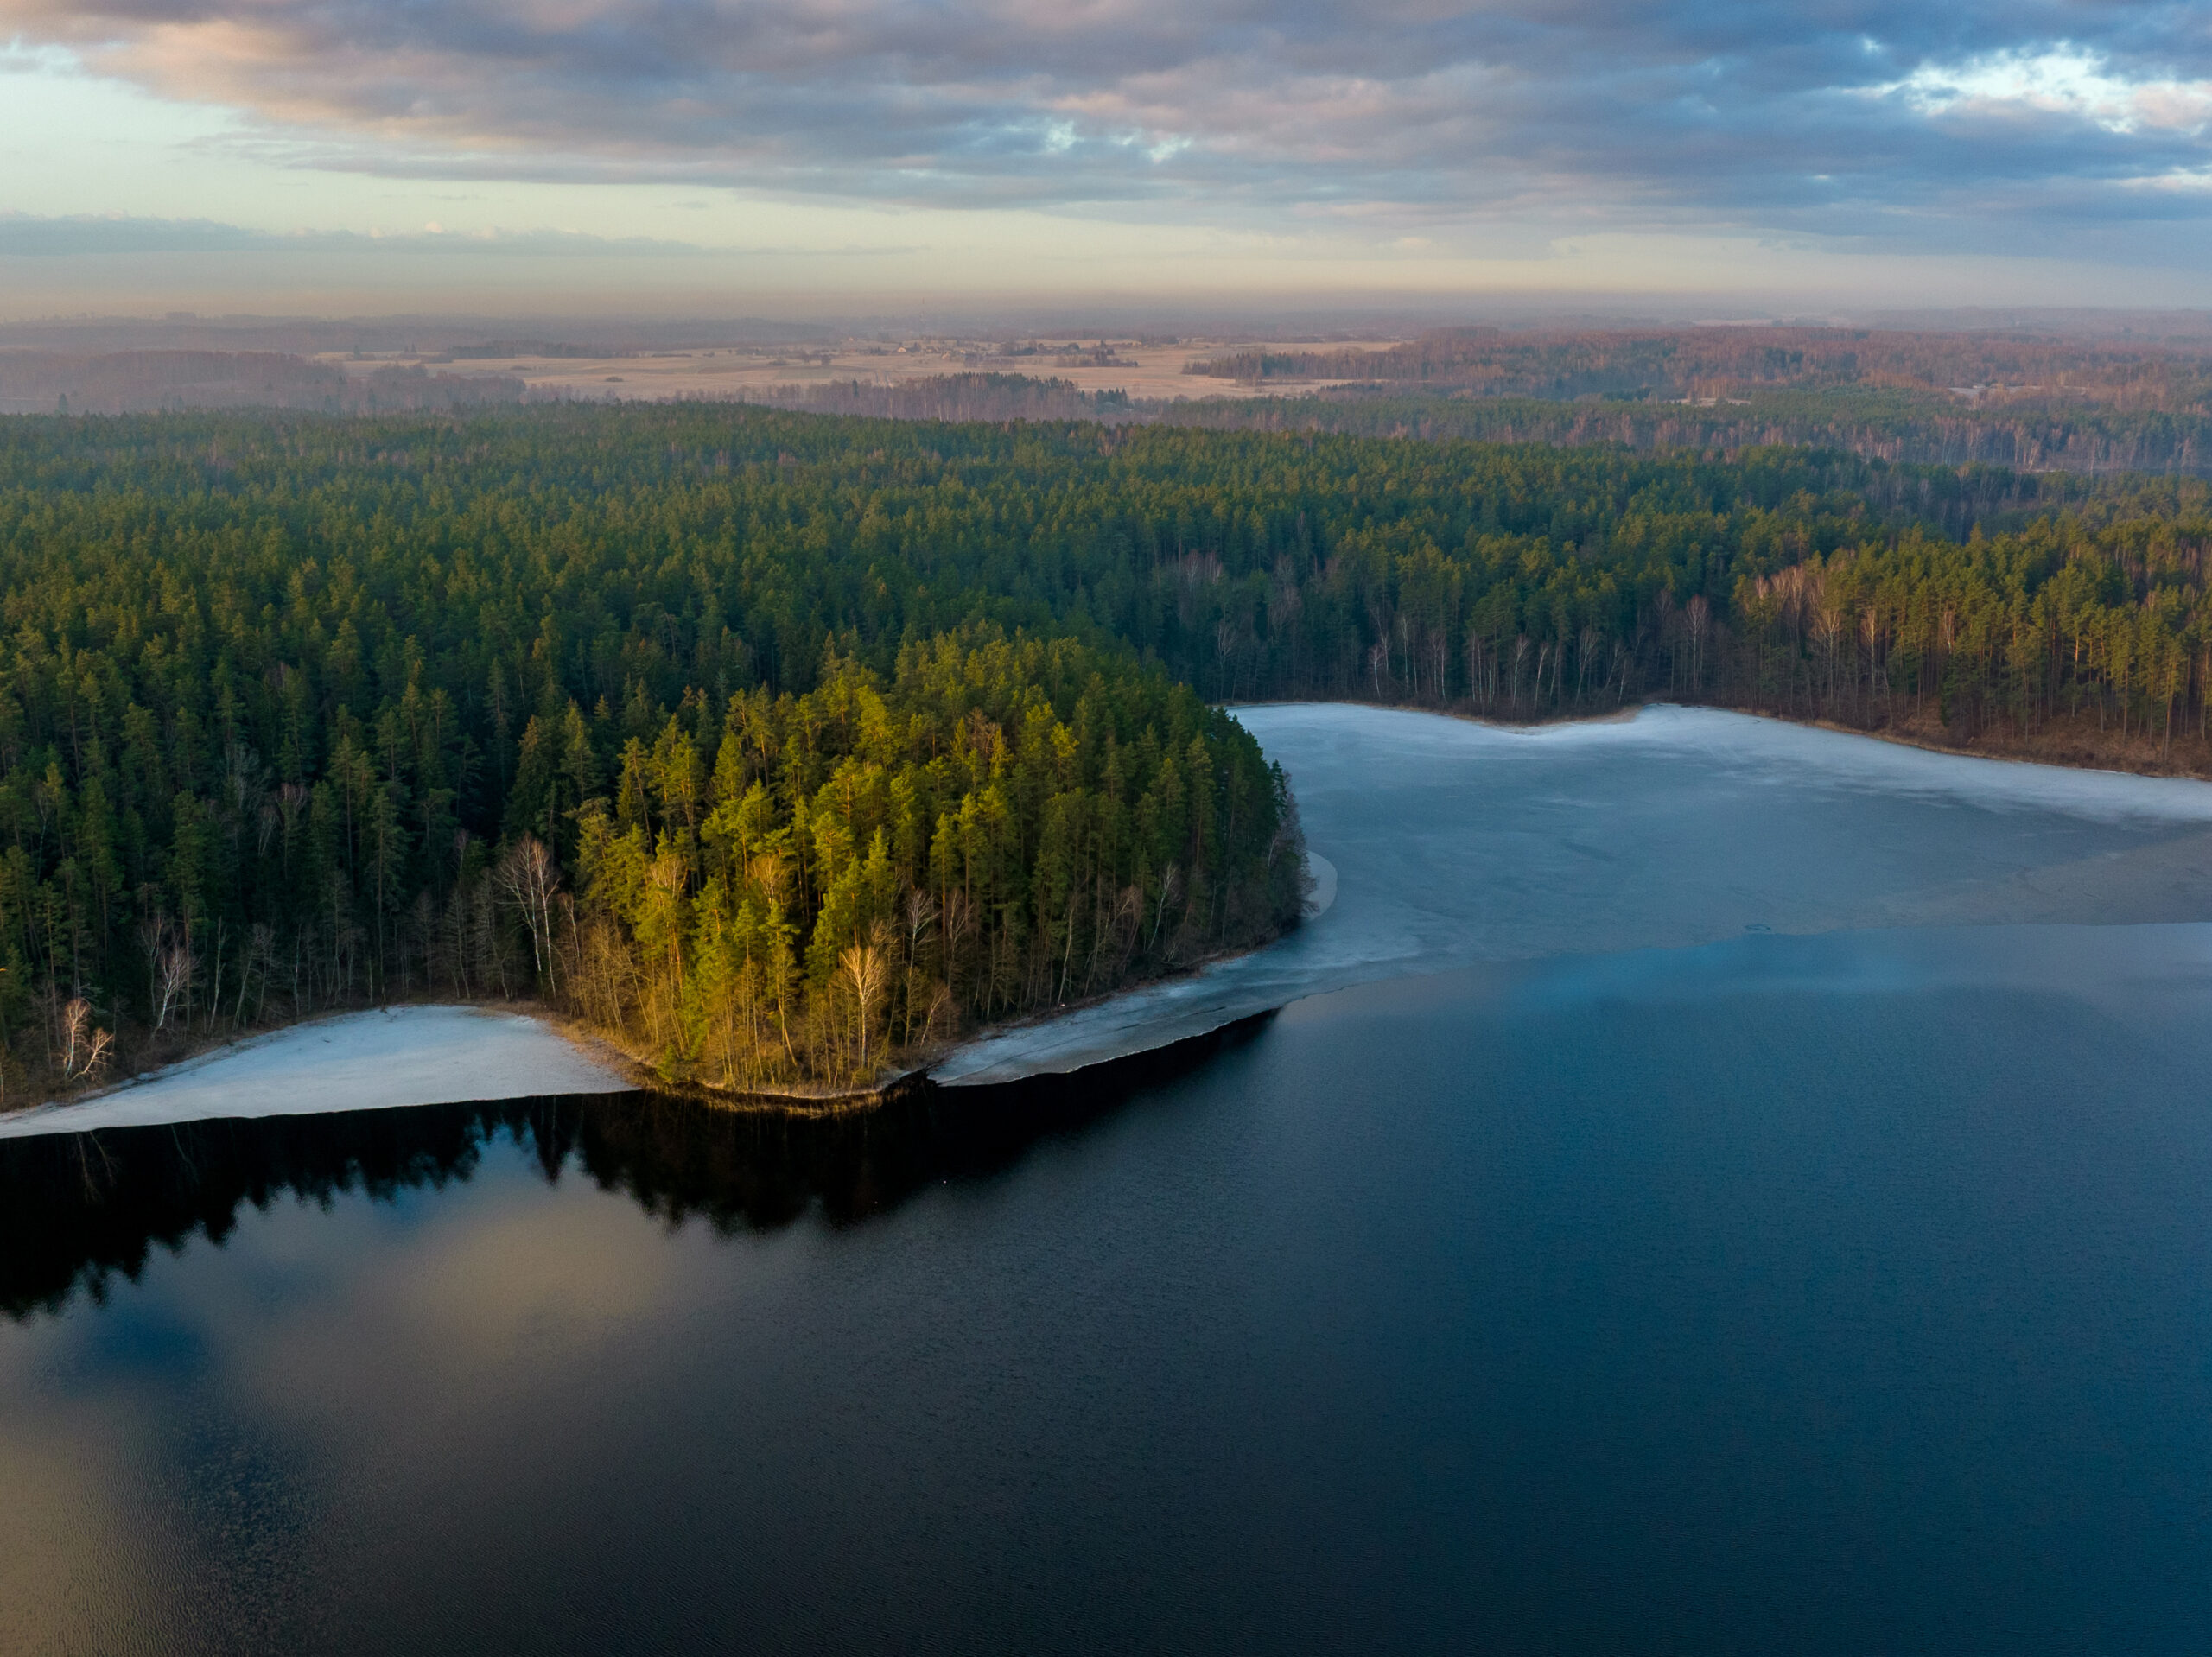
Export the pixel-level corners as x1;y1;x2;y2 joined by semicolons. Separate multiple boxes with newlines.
2;0;2210;318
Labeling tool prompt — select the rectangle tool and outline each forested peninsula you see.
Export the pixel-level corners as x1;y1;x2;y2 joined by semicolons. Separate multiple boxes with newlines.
3;403;2211;1102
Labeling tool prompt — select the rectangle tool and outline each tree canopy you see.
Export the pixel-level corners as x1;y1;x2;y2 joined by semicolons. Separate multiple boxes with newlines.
3;401;2208;1097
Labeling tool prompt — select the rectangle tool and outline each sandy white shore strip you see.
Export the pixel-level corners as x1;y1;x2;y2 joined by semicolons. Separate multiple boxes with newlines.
0;1006;632;1142
929;852;1337;1086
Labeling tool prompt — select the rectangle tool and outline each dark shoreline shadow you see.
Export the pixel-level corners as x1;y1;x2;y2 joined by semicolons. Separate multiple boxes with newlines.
0;1013;1277;1321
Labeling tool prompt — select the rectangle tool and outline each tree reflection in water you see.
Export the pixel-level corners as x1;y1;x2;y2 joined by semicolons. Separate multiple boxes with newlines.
0;1014;1274;1321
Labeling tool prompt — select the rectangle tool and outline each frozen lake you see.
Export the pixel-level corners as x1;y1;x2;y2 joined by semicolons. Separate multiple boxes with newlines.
935;703;2212;1081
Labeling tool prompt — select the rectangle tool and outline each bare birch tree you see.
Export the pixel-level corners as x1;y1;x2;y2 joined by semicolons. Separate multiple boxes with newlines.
496;835;562;993
56;997;113;1082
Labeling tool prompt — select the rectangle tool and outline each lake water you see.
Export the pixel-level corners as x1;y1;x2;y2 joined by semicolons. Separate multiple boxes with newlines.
8;707;2212;1653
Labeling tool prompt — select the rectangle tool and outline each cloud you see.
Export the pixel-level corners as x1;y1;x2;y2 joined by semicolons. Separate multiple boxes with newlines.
0;212;913;258
0;213;274;256
1882;46;2212;136
4;1;2212;254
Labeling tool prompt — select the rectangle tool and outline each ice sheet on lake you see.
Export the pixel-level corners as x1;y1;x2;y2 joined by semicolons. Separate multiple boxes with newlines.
0;1006;632;1141
930;704;2212;1084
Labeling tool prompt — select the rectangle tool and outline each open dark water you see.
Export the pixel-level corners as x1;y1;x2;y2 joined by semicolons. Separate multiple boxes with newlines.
6;923;2212;1654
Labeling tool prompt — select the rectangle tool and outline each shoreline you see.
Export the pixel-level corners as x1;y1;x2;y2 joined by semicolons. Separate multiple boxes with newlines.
555;922;1308;1115
1225;694;2212;781
0;917;1312;1135
0;1004;636;1143
14;696;2212;1140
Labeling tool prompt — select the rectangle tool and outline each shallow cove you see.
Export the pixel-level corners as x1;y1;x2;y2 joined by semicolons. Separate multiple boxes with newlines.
8;706;2212;1652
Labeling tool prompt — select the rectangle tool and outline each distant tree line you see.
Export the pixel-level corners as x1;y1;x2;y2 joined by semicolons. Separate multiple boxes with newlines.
730;371;1128;423
0;351;524;417
1154;391;2212;479
718;371;2212;479
1185;326;2212;408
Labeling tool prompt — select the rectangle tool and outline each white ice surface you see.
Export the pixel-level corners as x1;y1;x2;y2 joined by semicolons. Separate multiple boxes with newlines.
0;1006;630;1141
930;703;2212;1083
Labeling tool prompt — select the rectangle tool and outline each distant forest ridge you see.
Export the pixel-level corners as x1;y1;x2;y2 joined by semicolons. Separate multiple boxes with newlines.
1183;325;2212;405
0;350;524;416
720;318;2212;477
20;322;2212;474
748;376;2212;479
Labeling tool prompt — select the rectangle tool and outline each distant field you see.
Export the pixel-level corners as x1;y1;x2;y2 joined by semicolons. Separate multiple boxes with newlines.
324;339;1404;403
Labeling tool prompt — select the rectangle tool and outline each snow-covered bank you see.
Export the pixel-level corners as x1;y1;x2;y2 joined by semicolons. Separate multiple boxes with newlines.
0;1007;632;1141
928;702;2212;1085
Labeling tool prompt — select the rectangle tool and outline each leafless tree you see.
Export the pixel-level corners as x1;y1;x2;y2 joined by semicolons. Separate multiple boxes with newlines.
904;888;938;975
1466;631;1495;712
1215;616;1240;700
56;997;113;1082
496;835;562;993
916;981;955;1049
140;917;194;1030
1815;602;1845;703
1861;605;1884;720
838;942;889;1081
1687;595;1713;692
1150;864;1183;951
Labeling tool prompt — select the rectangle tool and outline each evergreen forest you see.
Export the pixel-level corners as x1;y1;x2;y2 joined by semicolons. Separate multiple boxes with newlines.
4;402;2212;1098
